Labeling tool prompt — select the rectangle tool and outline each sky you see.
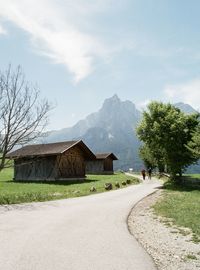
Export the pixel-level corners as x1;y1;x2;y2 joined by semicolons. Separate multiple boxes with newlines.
0;0;200;130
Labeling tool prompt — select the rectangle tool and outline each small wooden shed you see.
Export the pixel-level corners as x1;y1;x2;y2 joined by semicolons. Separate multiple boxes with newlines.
6;140;96;181
86;153;118;175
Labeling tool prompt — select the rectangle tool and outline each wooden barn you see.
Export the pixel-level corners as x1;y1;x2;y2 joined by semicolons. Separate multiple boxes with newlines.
86;153;118;175
6;140;96;181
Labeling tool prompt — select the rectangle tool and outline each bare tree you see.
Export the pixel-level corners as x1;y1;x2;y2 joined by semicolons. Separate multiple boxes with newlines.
0;65;52;170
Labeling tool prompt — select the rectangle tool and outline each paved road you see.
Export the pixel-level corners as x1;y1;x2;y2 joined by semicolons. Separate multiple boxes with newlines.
0;179;161;270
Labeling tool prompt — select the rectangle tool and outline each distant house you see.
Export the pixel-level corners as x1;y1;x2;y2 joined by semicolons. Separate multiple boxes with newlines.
86;153;118;175
6;140;96;181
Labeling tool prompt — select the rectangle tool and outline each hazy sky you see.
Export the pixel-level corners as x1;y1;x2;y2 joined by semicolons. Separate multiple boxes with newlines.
0;0;200;130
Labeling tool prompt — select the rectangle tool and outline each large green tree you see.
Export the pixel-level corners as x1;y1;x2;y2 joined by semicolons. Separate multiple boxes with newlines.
139;144;158;170
137;102;200;178
187;127;200;158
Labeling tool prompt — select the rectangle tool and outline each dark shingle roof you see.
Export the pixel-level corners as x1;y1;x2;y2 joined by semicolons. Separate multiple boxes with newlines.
6;140;96;160
95;153;118;160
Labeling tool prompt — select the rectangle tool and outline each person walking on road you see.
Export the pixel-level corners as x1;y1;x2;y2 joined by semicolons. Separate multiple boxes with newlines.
148;168;152;180
141;169;146;180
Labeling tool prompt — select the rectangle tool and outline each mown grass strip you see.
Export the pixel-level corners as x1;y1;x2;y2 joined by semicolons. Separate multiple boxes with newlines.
153;176;200;242
0;168;139;204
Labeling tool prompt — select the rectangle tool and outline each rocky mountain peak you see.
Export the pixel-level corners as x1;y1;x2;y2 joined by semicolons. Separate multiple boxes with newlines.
175;102;197;114
101;95;139;116
102;94;120;109
44;97;198;172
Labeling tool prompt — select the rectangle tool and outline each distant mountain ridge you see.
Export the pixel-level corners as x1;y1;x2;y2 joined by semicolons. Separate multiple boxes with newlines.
45;95;142;170
43;96;199;171
174;102;197;114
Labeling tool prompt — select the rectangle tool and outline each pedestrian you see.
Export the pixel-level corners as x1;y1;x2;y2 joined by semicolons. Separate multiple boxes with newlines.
141;169;146;180
148;167;152;180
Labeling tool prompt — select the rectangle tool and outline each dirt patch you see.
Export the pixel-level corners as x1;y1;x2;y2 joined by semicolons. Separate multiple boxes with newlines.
128;190;200;270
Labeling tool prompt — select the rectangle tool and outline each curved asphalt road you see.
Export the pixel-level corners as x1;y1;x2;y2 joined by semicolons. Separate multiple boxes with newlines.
0;178;161;270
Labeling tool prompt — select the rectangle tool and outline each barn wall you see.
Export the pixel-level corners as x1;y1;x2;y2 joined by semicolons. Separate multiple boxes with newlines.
14;156;57;181
86;158;114;175
13;145;88;181
104;157;114;173
56;146;86;178
86;160;104;174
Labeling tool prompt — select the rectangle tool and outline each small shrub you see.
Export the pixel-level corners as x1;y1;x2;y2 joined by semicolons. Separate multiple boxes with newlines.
90;186;96;192
104;183;112;190
185;254;197;260
126;179;131;184
115;182;120;188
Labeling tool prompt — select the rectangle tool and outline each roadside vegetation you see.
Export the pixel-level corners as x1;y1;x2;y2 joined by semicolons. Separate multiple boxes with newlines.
0;168;139;205
137;101;200;243
137;101;200;180
153;174;200;242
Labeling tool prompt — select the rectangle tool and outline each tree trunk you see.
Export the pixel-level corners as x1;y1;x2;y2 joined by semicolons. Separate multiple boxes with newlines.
0;155;6;171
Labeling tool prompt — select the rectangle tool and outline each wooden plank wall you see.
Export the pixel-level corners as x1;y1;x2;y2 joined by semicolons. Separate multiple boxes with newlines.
86;160;104;174
104;157;113;172
86;157;114;174
56;146;85;178
14;156;57;181
14;145;88;181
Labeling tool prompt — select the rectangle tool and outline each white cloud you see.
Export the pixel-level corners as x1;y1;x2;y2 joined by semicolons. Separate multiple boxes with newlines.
136;99;151;111
0;0;117;82
0;24;7;35
164;79;200;110
71;113;76;119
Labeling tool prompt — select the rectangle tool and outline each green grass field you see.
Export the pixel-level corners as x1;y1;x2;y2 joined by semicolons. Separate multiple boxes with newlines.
187;174;200;178
0;168;139;205
184;174;200;183
153;174;200;242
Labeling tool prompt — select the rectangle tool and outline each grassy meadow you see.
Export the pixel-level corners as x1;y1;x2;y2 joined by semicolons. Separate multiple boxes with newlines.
0;168;139;205
187;174;200;178
153;174;200;242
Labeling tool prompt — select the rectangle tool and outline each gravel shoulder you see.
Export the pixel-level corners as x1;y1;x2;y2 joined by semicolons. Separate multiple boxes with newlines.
128;189;200;270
